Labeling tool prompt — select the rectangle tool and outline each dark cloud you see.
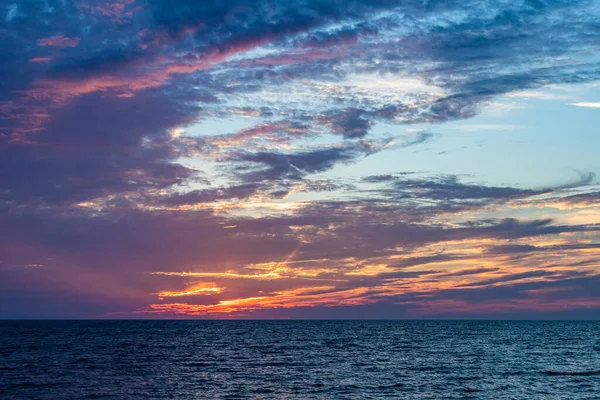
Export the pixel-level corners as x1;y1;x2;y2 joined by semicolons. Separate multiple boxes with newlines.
436;267;500;278
231;145;367;183
0;91;196;206
151;0;399;38
485;244;541;255
362;174;395;183
457;270;562;287
319;108;372;138
417;273;600;305
372;175;545;202
550;171;597;190
299;179;357;193
397;131;437;148
158;184;261;206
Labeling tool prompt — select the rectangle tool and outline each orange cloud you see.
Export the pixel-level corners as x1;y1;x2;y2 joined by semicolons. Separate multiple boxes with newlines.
135;286;373;316
131;229;600;318
157;282;224;299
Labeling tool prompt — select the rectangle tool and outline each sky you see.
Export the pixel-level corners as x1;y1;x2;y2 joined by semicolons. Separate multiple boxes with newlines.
1;0;600;319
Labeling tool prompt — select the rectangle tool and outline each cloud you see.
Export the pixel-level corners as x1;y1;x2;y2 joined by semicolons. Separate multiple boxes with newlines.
158;184;262;206
0;91;197;206
436;267;500;278
318;109;373;139
1;0;600;318
233;147;363;182
544;171;596;190
29;57;52;63
396;131;437;148
451;124;523;132
571;102;600;108
457;270;564;287
383;175;544;201
38;35;80;48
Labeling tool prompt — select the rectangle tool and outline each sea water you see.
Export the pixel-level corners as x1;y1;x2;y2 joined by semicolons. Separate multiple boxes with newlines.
1;320;599;399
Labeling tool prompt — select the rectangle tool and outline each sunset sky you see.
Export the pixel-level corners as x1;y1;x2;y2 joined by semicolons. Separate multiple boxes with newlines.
1;0;599;319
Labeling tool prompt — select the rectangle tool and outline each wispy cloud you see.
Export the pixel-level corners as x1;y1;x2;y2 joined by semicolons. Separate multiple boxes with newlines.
571;102;600;108
451;124;524;132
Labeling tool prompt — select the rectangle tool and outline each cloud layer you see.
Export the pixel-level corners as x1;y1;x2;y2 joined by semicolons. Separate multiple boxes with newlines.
1;0;599;318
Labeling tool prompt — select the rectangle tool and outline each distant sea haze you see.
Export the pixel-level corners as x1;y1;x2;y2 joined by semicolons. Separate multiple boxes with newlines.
1;320;599;399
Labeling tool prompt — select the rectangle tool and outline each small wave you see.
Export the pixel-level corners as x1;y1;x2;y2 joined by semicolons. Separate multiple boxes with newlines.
1;382;61;391
392;345;425;350
540;370;600;376
377;382;405;389
187;362;211;367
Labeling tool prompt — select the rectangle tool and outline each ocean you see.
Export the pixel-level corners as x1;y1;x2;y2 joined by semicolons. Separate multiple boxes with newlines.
1;320;599;399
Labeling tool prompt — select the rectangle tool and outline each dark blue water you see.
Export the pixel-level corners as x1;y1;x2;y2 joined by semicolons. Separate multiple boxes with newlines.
1;321;599;399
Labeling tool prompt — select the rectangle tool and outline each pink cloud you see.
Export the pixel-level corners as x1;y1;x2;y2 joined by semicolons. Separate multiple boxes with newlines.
29;57;52;63
77;0;141;24
38;35;80;48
